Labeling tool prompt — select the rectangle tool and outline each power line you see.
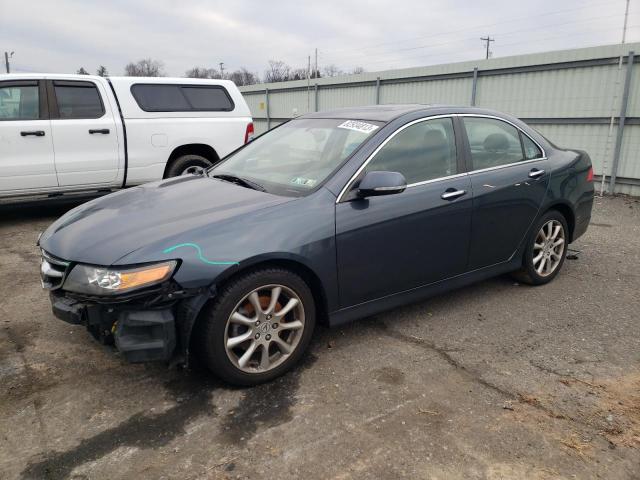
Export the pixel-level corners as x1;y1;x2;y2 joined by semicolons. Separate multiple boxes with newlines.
321;0;623;57
480;35;495;59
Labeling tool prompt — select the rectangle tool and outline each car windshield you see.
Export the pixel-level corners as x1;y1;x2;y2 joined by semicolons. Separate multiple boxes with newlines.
210;118;383;196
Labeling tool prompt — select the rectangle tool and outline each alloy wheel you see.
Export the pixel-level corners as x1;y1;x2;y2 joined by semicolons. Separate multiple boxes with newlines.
224;284;305;373
532;219;565;277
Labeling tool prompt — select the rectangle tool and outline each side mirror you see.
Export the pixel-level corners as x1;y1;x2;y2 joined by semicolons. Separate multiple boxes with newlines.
357;171;407;198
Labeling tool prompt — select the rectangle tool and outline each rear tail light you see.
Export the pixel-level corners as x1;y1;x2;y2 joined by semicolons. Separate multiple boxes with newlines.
244;122;254;144
586;166;594;182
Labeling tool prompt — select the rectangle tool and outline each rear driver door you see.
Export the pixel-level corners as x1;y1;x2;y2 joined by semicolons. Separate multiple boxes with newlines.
462;115;549;270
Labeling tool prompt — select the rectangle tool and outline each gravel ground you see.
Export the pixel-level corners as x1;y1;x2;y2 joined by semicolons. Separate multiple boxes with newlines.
0;194;639;480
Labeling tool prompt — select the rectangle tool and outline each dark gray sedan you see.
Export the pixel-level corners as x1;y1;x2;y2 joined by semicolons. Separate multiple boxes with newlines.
39;105;594;385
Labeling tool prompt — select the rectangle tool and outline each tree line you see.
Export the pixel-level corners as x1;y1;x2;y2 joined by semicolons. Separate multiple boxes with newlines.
76;58;365;85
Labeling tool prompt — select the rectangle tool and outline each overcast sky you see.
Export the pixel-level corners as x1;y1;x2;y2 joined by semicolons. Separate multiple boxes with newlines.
1;0;638;78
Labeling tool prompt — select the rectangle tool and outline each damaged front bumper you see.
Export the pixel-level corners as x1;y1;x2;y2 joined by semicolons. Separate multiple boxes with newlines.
48;285;213;365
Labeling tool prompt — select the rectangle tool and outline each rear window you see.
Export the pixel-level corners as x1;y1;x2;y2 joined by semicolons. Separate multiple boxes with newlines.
131;84;234;112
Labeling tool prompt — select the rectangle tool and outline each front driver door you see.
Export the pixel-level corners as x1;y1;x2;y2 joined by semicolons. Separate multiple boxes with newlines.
335;116;473;307
461;115;549;270
0;80;57;193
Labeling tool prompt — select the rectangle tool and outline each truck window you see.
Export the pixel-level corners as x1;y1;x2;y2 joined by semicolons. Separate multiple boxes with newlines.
131;84;234;112
53;81;104;119
0;84;39;120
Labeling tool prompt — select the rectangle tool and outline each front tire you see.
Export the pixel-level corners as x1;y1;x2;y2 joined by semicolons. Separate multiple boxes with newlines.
196;268;316;386
512;210;569;285
165;154;213;178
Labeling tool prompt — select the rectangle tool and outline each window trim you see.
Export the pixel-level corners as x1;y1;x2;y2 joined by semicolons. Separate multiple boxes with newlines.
336;113;548;203
336;114;459;203
457;114;547;174
48;79;106;120
130;83;235;112
0;80;48;121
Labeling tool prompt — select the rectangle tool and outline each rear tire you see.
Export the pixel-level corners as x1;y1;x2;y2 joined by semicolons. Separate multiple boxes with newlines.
165;154;213;178
196;268;316;386
511;210;569;285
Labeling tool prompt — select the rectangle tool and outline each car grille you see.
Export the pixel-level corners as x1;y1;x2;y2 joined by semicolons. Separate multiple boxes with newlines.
40;250;70;290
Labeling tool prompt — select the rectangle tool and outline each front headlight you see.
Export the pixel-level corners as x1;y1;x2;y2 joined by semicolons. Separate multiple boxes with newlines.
63;261;177;296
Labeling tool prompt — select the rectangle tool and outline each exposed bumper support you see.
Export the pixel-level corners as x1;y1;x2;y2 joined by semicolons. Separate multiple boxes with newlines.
49;287;215;364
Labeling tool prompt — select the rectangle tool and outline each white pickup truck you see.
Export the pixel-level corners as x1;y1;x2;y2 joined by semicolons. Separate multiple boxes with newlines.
0;74;253;199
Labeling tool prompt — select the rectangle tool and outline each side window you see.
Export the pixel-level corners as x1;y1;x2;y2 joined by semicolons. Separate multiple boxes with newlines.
463;117;525;170
54;81;104;119
364;118;457;185
0;84;39;120
181;86;233;111
131;84;234;112
521;133;543;160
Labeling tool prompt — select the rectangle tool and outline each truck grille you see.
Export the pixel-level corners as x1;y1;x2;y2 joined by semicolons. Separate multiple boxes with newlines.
40;250;70;290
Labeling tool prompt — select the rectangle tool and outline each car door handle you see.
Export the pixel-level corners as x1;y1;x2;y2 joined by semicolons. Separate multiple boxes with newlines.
20;130;45;137
441;189;467;200
528;168;545;179
89;129;110;134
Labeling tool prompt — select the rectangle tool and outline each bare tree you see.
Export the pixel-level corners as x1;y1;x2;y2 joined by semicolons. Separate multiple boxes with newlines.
96;65;109;77
322;64;343;77
289;68;309;81
350;66;365;75
264;60;291;83
77;67;89;75
124;58;165;77
228;67;259;86
185;67;221;79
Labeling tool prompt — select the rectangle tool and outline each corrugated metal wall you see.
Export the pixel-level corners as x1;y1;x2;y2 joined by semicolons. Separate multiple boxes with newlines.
240;43;640;195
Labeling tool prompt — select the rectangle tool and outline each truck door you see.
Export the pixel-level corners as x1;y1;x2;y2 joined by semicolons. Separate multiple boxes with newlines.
48;79;120;186
0;80;57;193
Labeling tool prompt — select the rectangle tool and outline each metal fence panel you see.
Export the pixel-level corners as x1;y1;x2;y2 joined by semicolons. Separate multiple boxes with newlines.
241;43;640;195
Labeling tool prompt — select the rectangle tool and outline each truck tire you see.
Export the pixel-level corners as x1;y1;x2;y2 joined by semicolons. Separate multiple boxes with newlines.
165;154;213;177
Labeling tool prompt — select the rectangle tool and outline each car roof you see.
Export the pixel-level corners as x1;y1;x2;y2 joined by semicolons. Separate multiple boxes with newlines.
299;104;515;123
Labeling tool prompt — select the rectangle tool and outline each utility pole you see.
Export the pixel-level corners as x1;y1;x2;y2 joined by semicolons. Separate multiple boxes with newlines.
314;48;318;79
307;55;311;111
4;51;14;74
480;36;494;59
219;62;225;78
622;0;630;44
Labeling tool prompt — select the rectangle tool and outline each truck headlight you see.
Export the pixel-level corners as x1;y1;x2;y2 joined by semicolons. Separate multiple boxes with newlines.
64;261;177;295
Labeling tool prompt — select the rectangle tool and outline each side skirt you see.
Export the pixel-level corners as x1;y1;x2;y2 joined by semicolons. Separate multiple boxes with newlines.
327;255;522;327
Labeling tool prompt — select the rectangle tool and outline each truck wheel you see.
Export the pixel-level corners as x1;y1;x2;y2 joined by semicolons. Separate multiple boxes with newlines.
165;154;213;177
196;268;316;386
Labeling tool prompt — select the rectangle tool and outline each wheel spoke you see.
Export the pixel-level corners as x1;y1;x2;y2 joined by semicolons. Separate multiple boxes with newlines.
238;340;258;368
248;291;263;315
275;298;299;319
551;224;561;240
536;257;547;274
552;238;564;248
534;242;545;250
266;286;282;314
272;336;292;354
227;330;253;349
230;312;255;327
259;345;270;370
533;252;544;264
280;320;303;331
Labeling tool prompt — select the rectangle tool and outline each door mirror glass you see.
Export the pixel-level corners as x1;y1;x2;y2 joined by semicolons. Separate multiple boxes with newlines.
357;171;407;197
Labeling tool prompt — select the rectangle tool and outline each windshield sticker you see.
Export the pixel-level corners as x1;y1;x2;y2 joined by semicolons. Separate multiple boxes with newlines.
163;243;239;266
337;120;380;134
290;177;317;187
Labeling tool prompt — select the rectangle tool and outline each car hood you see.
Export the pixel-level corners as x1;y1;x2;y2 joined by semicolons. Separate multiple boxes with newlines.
39;175;293;266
